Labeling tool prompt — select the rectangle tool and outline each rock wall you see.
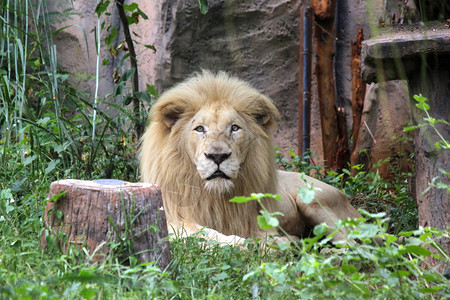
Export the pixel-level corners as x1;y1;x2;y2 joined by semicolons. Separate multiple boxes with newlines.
49;0;414;175
153;0;302;153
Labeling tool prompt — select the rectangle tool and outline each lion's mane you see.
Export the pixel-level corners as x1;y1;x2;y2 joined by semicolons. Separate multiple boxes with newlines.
140;71;281;238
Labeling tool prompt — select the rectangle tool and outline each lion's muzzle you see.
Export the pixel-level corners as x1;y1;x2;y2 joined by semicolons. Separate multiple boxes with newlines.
204;152;232;180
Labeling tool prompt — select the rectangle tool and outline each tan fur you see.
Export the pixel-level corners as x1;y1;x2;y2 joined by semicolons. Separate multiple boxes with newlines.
140;71;361;244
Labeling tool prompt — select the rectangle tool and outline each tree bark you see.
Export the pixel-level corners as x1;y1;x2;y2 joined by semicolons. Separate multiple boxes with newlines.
116;0;144;139
312;0;348;169
350;27;367;173
41;179;171;269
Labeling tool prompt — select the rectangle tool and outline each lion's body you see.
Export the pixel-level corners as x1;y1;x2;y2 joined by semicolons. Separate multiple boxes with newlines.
140;71;361;244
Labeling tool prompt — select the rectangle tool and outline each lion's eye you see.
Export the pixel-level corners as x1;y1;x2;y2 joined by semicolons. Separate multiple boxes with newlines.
194;125;205;133
231;124;241;132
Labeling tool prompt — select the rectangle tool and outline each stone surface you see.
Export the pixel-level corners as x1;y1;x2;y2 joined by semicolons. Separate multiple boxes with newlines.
153;0;302;153
350;81;414;178
361;25;450;83
49;0;417;167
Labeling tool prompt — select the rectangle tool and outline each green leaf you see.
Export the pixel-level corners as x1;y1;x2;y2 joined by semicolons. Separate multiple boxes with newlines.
81;288;97;300
105;27;119;47
230;196;253;203
341;263;358;275
257;215;268;229
313;223;327;236
212;272;229;281
394;270;410;278
403;124;425;132
243;271;257;281
55;209;63;219
271;194;282;201
419;286;444;293
123;2;138;12
62;269;103;283
357;223;379;238
137;8;148;20
37;117;51;125
434;181;449;190
198;0;208;14
146;84;159;98
144;44;157;53
250;193;264;200
102;58;110;66
95;0;111;17
47;191;67;203
121;68;136;82
439;169;450;177
358;209;386;219
0;189;12;200
413;94;427;103
126;15;138;25
342;168;351;175
400;245;432;256
257;210;279;229
424;117;436;124
416;102;430;111
45;159;60;175
23;155;37;166
297;186;315;204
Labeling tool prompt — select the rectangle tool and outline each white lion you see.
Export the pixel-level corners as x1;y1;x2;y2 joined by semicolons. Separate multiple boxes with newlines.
140;71;361;245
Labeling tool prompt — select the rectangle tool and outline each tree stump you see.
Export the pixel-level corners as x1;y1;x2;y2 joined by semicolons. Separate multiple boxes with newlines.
40;179;171;269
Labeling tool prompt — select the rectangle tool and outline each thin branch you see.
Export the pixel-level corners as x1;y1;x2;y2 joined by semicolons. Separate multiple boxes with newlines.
116;0;143;139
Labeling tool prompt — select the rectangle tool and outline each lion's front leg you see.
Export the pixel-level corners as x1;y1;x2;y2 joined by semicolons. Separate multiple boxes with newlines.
167;220;296;250
167;221;247;246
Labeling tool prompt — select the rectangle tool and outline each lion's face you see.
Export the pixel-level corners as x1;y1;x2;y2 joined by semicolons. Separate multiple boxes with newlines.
186;105;253;193
141;71;280;201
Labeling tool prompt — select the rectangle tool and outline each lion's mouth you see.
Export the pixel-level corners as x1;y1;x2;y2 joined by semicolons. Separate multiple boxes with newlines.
206;170;231;180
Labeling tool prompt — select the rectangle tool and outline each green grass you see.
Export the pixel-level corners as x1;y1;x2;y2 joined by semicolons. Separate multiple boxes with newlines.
1;1;449;299
1;185;449;299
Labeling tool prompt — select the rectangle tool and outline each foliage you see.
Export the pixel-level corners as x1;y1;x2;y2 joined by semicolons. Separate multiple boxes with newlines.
404;94;449;194
1;184;448;298
0;0;145;185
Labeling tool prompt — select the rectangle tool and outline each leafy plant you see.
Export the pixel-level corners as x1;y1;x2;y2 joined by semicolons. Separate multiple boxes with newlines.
228;190;448;299
404;94;450;194
94;0;157;139
230;193;284;231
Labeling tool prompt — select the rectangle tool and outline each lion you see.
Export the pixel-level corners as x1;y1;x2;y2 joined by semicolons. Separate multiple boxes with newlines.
140;71;361;245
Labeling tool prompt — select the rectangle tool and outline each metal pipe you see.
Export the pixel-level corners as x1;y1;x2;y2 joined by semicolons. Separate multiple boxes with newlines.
302;7;312;159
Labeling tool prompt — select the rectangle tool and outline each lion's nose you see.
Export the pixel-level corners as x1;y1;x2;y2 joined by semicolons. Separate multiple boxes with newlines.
204;152;231;165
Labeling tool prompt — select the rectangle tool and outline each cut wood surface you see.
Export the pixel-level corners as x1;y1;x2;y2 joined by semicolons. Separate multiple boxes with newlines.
41;179;171;269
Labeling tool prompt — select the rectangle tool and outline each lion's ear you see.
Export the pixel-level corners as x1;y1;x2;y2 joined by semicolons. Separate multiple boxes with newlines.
160;103;185;129
254;113;271;126
251;96;280;131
